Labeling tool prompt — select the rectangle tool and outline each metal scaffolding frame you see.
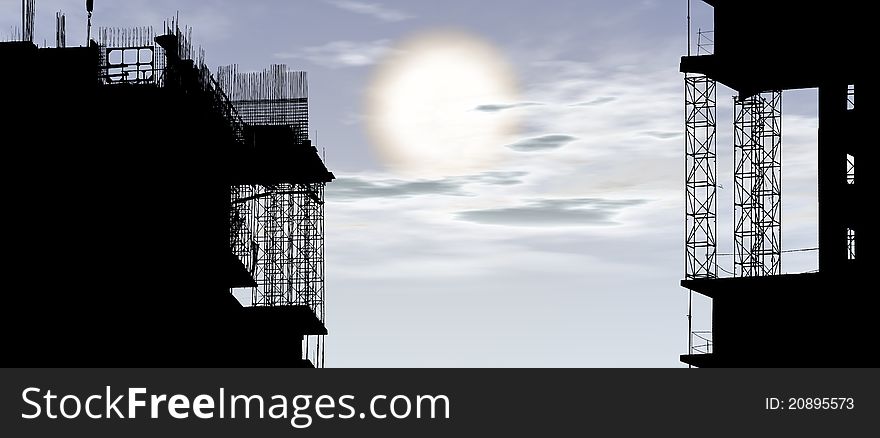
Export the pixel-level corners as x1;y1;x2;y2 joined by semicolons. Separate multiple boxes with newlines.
684;74;718;281
733;91;782;277
230;185;257;277
231;183;326;367
222;65;326;367
291;183;325;320
684;26;718;360
293;183;325;367
684;73;717;360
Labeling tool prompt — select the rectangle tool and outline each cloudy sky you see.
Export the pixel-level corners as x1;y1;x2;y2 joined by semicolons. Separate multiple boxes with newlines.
2;0;820;367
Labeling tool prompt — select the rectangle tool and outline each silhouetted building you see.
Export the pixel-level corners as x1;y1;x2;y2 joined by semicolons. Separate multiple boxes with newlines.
680;1;873;367
1;17;333;366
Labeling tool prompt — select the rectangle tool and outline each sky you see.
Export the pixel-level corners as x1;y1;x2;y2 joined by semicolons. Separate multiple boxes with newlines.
2;0;820;367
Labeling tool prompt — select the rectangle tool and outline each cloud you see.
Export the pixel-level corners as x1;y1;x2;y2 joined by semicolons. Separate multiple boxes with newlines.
641;131;682;139
329;177;464;201
275;39;393;68
456;198;648;227
474;102;542;113
507;134;577;152
326;0;413;22
327;171;528;202
459;171;529;186
570;96;617;106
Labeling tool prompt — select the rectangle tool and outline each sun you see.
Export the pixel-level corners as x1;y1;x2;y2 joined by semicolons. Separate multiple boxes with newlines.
366;30;520;177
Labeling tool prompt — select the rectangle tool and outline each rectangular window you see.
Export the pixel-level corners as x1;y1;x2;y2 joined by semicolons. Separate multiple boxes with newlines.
847;228;856;260
847;154;855;184
847;84;855;110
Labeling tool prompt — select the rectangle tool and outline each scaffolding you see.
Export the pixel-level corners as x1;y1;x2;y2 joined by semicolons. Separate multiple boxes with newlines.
733;92;782;277
230;185;257;277
684;26;717;360
684;74;718;281
292;183;325;324
221;65;326;367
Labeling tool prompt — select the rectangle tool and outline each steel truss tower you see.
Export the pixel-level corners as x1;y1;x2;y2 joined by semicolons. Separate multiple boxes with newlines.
684;74;718;281
733;92;782;277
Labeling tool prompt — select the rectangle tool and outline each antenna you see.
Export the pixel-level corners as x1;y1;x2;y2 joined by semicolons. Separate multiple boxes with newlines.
86;0;94;45
687;0;691;56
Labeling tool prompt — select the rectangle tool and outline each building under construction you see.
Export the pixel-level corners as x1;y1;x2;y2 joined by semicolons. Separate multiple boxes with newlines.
1;2;333;367
680;1;874;366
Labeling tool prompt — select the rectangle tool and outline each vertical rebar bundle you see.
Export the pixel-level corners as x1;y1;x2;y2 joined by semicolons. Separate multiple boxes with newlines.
217;65;309;140
98;26;158;48
216;64;309;101
733;92;782;277
162;16;196;65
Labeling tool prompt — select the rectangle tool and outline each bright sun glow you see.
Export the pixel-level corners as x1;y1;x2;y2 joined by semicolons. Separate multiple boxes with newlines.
366;30;519;177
